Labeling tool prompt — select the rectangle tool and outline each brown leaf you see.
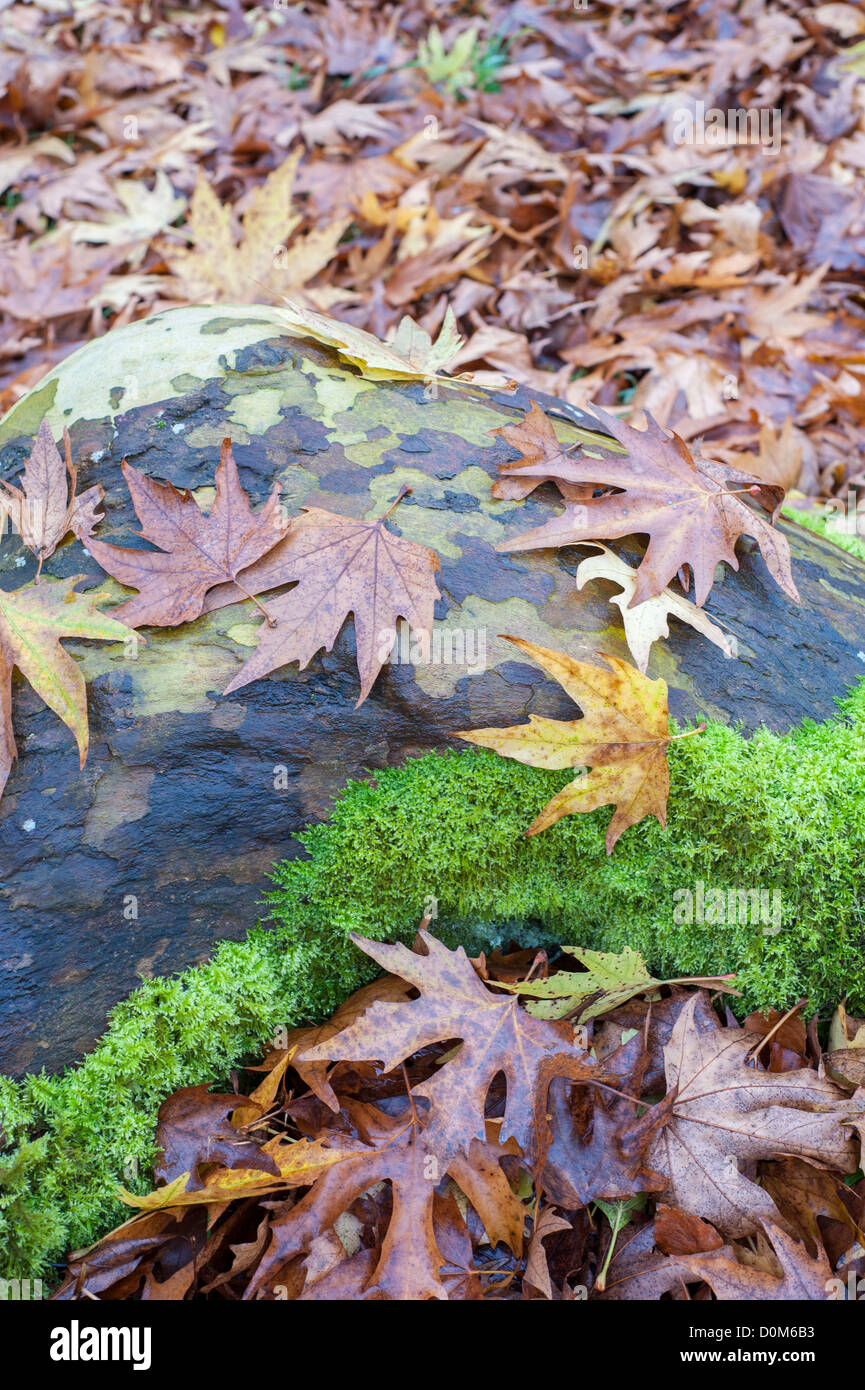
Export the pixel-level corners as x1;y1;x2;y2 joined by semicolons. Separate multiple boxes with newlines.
85;439;286;628
204;501;441;707
298;929;597;1162
680;1221;834;1300
244;1100;512;1301
0;418;103;565
457;638;680;851
497;406;799;608
154;1085;277;1192
646;996;861;1237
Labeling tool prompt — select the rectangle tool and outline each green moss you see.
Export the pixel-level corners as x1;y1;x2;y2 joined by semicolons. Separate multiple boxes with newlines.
781;503;865;563
2;682;864;1281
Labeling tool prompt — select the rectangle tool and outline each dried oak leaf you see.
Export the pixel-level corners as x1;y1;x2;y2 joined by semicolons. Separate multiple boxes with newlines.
680;1221;834;1300
541;1029;669;1208
497;406;799;608
0;417;103;566
85;438;286;628
457;637;686;851
646;996;861;1238
245;1100;520;1301
153;1085;278;1192
0;576;134;799
202;501;441;707
298;929;597;1163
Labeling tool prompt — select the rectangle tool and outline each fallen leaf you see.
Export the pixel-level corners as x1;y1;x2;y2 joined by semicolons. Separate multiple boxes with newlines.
0;418;103;569
274;294;465;380
457;637;690;851
503;944;736;1022
575;544;737;673
0;576;134;799
498;406;799;608
680;1220;834;1299
85;439;287;628
298;929;597;1162
646;995;860;1237
205;499;441;707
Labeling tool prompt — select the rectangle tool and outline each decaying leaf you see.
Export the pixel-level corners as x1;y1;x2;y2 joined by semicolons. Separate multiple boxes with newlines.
498;406;799;608
680;1221;834;1300
646;995;861;1237
457;637;694;851
85;439;287;628
575;544;737;673
0;417;103;568
298;929;598;1162
0;575;134;799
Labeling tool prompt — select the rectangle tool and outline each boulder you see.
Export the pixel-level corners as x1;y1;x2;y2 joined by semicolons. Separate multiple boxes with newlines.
1;304;863;1074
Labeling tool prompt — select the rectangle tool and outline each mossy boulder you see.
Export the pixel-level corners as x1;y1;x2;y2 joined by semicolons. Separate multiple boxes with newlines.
1;303;864;1077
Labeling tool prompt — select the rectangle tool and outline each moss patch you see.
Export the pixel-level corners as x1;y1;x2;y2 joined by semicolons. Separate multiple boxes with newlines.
2;681;864;1280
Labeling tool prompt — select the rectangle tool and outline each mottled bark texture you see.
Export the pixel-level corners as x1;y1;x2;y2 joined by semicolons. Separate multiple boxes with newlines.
1;306;863;1074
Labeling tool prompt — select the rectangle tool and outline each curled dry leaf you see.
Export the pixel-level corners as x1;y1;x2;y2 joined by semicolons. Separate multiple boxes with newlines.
575;544;737;673
275;294;465;380
0;417;103;566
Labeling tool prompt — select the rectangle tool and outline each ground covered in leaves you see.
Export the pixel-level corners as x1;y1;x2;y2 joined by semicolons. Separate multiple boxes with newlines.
2;0;865;543
54;932;865;1301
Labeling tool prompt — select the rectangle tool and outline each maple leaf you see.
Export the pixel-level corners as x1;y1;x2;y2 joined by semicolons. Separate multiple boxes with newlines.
497;406;800;608
490;400;623;502
244;1099;521;1301
160;153;347;303
0;575;134;798
457;637;696;852
575;544;737;673
84;439;287;629
298;929;597;1163
203;498;441;707
679;1220;834;1300
646;996;861;1237
0;418;104;571
274;294;465;380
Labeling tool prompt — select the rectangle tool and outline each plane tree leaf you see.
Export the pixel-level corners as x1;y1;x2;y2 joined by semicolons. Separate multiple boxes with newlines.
205;500;441;707
0;417;103;567
85;438;287;628
575;544;737;673
457;636;696;852
497;405;799;608
0;575;135;799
